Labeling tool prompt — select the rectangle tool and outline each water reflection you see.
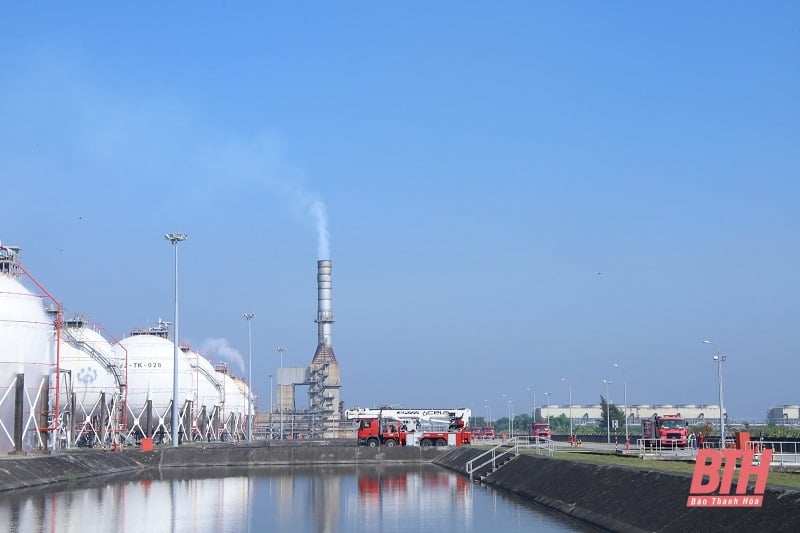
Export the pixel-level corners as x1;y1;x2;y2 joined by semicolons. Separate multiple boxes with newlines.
0;465;589;533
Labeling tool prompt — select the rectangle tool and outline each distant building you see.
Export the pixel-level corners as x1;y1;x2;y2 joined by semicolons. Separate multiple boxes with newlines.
767;405;800;425
538;404;723;426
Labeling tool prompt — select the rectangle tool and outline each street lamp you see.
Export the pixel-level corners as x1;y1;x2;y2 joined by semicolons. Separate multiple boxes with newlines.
703;340;727;447
602;379;612;444
613;363;628;443
527;387;536;422
268;373;273;439
508;399;514;439
165;232;187;448
561;378;572;439
277;345;285;439
543;392;551;426
242;313;255;442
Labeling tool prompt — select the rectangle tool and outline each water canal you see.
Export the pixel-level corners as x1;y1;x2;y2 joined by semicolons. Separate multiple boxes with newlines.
0;463;595;532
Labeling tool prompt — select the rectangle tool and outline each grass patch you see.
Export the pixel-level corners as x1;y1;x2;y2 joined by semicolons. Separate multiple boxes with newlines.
522;449;800;489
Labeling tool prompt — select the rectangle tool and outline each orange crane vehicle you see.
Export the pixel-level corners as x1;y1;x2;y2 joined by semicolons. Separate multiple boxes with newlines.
345;407;472;448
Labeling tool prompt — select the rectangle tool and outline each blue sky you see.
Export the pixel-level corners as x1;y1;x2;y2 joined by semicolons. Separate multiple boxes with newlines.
1;3;798;420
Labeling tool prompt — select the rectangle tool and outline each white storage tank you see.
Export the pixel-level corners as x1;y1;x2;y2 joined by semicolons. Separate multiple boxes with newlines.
58;316;123;415
215;364;249;437
113;322;194;436
0;246;54;453
183;346;222;413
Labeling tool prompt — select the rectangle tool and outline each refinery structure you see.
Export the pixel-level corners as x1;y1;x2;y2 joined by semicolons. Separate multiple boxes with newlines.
0;242;345;454
271;260;343;439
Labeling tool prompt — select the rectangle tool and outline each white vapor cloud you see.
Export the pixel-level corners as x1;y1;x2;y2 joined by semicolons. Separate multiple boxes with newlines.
310;200;330;260
200;337;245;374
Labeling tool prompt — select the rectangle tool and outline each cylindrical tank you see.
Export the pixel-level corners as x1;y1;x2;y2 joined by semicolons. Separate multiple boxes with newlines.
114;330;194;431
0;274;54;453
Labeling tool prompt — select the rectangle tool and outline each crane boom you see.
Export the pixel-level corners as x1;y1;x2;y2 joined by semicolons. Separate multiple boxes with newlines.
345;407;471;424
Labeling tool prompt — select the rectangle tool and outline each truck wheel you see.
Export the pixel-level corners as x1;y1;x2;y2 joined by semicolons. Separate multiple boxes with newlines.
421;439;433;447
367;438;379;447
436;439;447;447
385;439;397;447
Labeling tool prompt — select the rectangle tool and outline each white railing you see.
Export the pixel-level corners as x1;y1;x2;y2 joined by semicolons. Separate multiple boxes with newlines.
637;438;692;458
747;440;800;466
515;435;556;455
466;436;519;482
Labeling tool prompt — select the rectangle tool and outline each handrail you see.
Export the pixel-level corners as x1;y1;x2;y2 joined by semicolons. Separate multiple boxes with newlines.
62;327;125;387
516;435;556;455
466;436;519;482
747;439;800;466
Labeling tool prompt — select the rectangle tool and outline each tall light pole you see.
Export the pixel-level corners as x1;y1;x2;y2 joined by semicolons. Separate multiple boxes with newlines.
165;232;187;448
602;379;612;444
703;340;727;447
527;387;536;422
277;345;285;439
613;363;628;443
508;399;514;439
268;373;273;439
543;392;551;426
561;378;572;439
242;313;255;442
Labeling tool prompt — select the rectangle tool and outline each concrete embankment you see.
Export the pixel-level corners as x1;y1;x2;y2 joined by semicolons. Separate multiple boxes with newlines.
0;442;444;493
434;447;800;532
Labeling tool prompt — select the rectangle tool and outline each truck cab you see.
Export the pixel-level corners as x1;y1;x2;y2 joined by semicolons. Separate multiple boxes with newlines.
642;414;688;447
357;417;406;447
531;421;552;440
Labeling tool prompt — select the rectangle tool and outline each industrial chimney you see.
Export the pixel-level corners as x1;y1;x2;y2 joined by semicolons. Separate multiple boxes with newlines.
308;259;341;436
312;259;337;364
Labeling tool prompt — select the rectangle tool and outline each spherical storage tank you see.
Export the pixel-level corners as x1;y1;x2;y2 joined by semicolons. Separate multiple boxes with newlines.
58;318;122;415
184;346;222;412
0;273;54;453
217;369;249;425
114;329;194;430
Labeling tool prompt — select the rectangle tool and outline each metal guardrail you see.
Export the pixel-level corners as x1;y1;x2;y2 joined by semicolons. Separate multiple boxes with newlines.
747;440;800;466
466;437;519;482
516;435;556;455
466;436;557;481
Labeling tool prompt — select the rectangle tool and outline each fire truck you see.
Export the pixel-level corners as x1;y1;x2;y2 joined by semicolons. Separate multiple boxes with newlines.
345;407;473;448
530;421;552;440
642;414;689;447
471;425;496;440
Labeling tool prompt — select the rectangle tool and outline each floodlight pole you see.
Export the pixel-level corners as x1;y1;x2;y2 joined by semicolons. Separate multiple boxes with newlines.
165;232;187;448
243;313;255;442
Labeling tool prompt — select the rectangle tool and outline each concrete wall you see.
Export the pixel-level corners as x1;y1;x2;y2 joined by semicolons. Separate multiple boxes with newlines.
0;443;446;493
434;448;800;532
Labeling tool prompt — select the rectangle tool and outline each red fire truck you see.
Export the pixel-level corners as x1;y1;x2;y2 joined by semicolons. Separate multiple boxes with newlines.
345;407;473;447
471;425;496;440
642;414;689;447
531;421;552;440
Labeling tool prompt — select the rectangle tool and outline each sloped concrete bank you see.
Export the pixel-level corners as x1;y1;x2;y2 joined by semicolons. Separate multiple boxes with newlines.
0;443;445;493
434;448;800;532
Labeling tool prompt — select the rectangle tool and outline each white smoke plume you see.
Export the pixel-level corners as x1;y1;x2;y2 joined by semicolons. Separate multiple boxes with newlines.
310;200;330;260
200;337;245;374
